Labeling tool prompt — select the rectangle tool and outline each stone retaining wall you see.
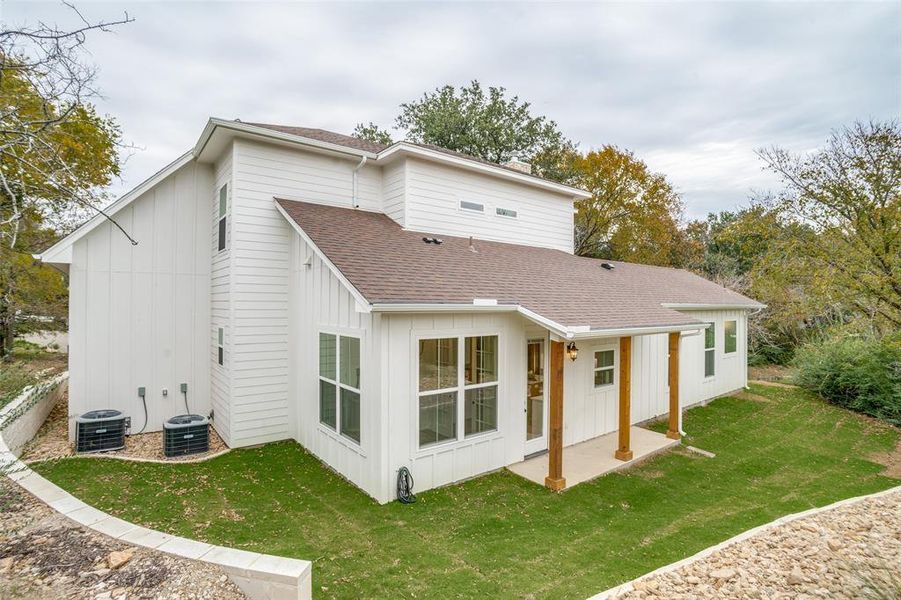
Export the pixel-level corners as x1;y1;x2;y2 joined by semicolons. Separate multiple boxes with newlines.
0;372;67;458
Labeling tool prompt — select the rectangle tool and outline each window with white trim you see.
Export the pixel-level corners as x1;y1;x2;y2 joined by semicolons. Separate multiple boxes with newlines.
496;207;517;218
418;335;498;448
704;323;715;377
593;349;615;387
319;332;361;443
217;327;225;366
217;184;228;252
459;200;484;213
724;320;737;354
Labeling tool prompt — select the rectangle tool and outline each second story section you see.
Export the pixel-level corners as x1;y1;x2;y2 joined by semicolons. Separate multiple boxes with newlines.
196;120;589;254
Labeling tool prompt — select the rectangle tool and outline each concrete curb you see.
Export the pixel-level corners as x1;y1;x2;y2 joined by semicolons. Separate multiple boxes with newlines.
587;484;901;599
0;376;313;600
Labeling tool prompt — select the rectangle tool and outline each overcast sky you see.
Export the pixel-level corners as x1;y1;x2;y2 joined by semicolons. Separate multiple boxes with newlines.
5;1;899;218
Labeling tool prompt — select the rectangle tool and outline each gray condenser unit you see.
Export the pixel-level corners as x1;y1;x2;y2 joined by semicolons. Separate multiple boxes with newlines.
163;414;209;457
75;410;129;453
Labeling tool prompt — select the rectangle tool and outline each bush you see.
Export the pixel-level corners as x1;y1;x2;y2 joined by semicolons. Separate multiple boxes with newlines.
792;333;901;425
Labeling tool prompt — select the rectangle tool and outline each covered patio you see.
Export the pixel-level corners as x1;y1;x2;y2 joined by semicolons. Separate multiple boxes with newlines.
509;426;679;489
524;333;684;491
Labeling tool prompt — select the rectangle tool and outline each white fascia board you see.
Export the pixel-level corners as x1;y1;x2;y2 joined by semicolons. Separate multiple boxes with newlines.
662;303;767;310
568;322;708;340
376;143;592;200
36;151;194;265
274;200;372;313
369;302;572;338
196;118;379;161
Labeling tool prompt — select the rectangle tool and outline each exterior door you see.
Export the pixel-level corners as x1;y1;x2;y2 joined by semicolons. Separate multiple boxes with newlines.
524;338;548;455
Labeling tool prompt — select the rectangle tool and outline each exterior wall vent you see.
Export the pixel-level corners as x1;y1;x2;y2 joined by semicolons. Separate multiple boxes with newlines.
163;414;210;457
75;410;129;453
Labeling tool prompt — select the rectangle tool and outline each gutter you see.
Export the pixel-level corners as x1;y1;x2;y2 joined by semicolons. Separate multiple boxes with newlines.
351;156;368;208
662;303;767;310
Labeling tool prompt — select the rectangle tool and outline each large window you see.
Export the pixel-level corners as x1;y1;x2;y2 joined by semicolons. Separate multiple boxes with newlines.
593;349;615;387
724;320;737;354
319;332;361;443
704;323;716;378
419;335;498;447
217;184;228;252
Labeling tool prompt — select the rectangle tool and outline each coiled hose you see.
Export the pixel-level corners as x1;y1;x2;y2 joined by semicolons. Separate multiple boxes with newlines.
397;466;416;504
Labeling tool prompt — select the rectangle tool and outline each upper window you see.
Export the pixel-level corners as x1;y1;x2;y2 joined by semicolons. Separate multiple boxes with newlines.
495;207;518;218
459;200;484;213
593;349;615;388
418;335;498;448
704;323;715;378
319;332;361;444
724;320;737;354
217;184;228;252
217;327;225;367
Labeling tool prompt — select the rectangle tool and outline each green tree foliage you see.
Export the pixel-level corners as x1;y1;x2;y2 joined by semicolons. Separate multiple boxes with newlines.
355;81;576;182
572;146;685;265
757;120;901;329
352;122;393;146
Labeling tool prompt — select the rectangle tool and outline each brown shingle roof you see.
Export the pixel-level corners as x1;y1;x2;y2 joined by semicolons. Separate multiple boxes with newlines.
276;199;764;333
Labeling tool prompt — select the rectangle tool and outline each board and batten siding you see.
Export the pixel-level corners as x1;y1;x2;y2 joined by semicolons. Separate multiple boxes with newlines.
67;160;213;439
403;158;575;252
288;231;385;500
677;309;749;408
210;147;233;445
228;139;384;448
383;312;529;501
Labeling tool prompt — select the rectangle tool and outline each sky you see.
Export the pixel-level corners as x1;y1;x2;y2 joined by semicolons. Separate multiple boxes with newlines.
5;1;899;219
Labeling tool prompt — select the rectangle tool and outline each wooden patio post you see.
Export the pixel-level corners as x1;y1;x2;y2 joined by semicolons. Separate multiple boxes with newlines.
614;336;633;461
545;339;566;491
666;332;681;440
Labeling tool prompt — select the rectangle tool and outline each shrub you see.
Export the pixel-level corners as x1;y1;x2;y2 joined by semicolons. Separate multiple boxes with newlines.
792;333;901;425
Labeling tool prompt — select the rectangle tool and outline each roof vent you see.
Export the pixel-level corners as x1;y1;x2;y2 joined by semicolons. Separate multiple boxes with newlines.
421;237;443;245
601;262;615;270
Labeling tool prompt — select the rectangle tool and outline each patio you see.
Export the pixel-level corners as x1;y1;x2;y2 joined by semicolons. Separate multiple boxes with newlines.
507;426;680;489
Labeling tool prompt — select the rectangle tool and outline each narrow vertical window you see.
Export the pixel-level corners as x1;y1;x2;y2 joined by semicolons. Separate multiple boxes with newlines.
704;323;716;377
217;327;225;366
724;320;737;354
319;332;362;444
593;349;615;387
217;184;228;252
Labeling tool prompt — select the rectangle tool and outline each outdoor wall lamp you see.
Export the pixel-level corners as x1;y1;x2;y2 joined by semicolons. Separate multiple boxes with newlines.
566;342;579;361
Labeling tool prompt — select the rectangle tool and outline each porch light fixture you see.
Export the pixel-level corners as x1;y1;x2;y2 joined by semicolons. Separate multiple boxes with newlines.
566;342;579;361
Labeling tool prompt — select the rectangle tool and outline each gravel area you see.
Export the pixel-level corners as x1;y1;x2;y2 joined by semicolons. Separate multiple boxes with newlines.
21;391;228;463
610;489;901;599
0;477;246;600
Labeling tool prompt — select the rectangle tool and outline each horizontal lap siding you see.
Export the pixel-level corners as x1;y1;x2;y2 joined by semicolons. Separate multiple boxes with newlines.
404;158;574;252
230;140;383;448
210;150;232;444
382;161;405;226
68;161;212;439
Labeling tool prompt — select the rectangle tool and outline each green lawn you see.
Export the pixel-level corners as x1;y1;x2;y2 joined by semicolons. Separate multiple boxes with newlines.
36;384;898;599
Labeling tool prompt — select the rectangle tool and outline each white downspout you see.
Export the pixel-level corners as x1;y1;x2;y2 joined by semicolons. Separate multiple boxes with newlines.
352;156;368;208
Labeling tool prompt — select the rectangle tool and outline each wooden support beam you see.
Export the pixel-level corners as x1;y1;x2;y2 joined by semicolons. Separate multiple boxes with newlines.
666;331;681;440
545;339;566;491
615;336;633;461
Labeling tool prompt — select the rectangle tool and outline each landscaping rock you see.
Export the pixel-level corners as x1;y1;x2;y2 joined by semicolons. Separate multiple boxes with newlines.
609;489;900;600
106;549;134;570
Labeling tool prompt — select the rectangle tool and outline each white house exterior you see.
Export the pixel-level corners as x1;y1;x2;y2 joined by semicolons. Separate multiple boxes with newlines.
39;119;763;504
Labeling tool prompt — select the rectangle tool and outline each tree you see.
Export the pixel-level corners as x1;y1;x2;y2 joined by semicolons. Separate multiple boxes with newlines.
572;146;685;265
757;120;901;328
0;5;131;358
352;122;393;146
355;81;575;181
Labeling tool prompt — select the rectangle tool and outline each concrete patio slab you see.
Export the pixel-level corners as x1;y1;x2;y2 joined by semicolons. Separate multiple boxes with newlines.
508;426;679;490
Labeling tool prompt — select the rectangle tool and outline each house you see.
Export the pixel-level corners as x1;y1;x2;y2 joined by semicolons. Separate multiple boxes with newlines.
37;119;764;503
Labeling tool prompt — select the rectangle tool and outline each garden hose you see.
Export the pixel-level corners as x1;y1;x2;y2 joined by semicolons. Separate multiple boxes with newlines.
397;466;416;504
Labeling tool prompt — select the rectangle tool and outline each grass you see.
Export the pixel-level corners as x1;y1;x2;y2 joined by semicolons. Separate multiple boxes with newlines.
0;340;67;410
35;384;898;599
